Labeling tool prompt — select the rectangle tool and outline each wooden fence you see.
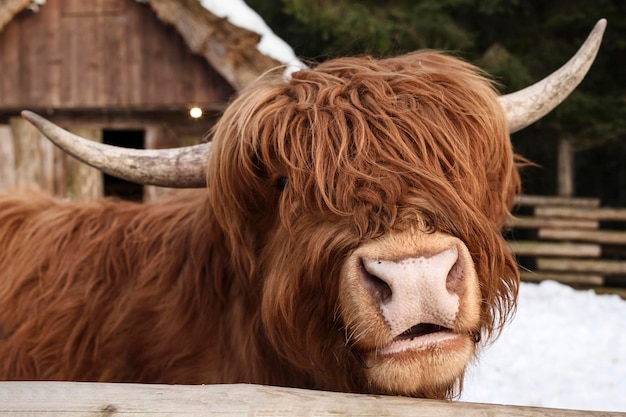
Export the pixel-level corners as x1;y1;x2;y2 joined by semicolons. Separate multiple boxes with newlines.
0;382;623;416
507;195;626;296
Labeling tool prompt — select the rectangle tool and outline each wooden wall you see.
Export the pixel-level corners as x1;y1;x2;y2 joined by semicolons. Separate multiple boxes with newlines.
0;0;235;111
0;0;230;201
0;117;103;201
0;113;216;202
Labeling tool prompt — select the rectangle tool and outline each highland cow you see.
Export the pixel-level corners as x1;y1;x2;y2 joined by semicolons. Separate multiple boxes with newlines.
0;21;605;399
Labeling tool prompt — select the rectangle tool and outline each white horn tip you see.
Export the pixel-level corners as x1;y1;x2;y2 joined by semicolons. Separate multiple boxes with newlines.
500;18;607;133
21;110;36;120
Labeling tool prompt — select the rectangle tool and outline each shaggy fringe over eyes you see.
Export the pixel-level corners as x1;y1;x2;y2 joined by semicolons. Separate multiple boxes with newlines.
208;51;521;345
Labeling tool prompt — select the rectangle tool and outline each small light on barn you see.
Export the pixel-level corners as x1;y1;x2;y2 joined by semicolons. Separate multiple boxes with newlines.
189;107;203;119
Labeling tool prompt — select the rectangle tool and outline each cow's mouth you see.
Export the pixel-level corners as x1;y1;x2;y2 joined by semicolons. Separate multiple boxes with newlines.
395;323;452;342
375;323;457;356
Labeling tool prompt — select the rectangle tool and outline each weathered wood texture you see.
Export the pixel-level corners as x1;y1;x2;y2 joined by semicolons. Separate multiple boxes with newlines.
0;118;105;199
148;0;282;91
514;195;600;208
557;137;574;197
0;0;253;201
538;228;626;245
0;124;16;189
520;271;604;286
0;117;62;194
11;116;56;191
537;258;626;275
0;382;623;417
65;126;104;201
507;216;599;230
536;206;626;221
509;195;626;292
509;241;601;257
0;0;235;111
143;124;184;202
0;113;212;201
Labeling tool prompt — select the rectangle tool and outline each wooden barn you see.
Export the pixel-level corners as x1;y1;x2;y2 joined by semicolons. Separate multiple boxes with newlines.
0;0;282;201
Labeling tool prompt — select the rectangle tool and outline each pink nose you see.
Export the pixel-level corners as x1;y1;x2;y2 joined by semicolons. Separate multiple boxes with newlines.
359;246;461;337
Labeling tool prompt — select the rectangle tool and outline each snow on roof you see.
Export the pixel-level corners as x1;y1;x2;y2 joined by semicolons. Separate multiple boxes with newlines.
199;0;305;74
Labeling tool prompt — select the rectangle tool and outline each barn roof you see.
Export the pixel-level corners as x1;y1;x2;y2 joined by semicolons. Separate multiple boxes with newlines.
0;0;303;91
0;0;31;32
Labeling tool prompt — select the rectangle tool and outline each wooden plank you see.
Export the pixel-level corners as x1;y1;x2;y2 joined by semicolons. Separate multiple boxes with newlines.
65;127;103;201
557;138;574;197
509;241;601;258
535;206;626;221
14;114;58;194
59;9;76;107
19;0;49;105
46;0;63;108
538;228;626;245
0;9;21;107
537;258;626;275
0;124;16;190
10;117;55;192
61;0;89;15
143;6;183;107
143;125;172;202
52;145;67;197
507;216;598;230
39;127;57;194
143;0;239;103
0;382;622;417
128;0;144;105
61;13;102;107
102;9;128;107
514;195;600;208
62;0;126;15
10;117;38;187
520;271;604;286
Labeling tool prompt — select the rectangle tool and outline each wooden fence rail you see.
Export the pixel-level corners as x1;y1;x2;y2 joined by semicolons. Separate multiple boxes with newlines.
508;195;626;294
0;382;623;416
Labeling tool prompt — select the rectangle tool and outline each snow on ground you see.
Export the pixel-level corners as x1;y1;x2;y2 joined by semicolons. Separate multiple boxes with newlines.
461;280;626;412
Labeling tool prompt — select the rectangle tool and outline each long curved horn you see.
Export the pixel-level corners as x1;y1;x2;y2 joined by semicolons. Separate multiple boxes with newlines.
500;19;606;133
20;111;209;188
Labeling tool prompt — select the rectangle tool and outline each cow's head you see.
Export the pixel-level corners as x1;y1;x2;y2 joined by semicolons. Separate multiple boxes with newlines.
205;50;518;397
21;20;606;398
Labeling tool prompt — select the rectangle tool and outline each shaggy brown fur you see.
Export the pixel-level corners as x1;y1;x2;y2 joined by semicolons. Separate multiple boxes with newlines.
0;51;520;398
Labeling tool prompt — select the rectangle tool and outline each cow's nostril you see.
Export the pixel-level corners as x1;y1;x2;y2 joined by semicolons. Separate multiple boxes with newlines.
446;259;463;294
360;261;392;304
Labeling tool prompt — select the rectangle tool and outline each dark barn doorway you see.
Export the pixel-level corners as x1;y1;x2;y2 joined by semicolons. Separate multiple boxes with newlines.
102;129;145;202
